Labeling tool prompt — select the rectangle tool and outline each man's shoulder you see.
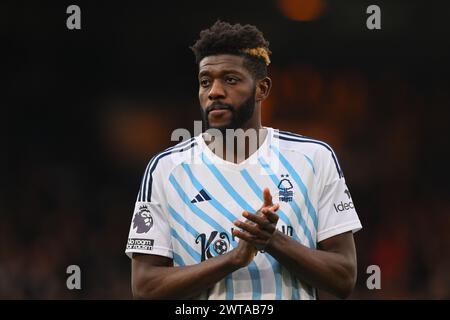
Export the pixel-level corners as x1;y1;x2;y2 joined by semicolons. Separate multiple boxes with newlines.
272;129;344;178
144;137;198;173
273;129;335;156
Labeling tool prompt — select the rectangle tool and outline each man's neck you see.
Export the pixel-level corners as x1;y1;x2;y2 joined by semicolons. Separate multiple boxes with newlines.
205;126;268;164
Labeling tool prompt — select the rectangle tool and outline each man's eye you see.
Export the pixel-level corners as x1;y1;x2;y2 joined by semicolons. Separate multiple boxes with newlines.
200;79;210;87
226;77;238;84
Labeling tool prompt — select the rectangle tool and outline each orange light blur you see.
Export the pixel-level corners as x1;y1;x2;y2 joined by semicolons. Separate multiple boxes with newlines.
278;0;327;21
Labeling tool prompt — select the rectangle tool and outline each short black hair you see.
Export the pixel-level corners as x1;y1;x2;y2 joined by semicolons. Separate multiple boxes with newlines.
190;20;271;80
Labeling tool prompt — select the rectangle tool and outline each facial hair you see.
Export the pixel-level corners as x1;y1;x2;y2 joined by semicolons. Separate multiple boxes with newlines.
201;86;256;133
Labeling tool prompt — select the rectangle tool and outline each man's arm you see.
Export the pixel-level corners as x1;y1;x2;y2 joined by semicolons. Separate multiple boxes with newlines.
131;239;257;299
233;189;357;299
265;231;357;299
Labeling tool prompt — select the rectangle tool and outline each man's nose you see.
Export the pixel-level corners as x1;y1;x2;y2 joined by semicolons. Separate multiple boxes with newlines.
208;80;226;100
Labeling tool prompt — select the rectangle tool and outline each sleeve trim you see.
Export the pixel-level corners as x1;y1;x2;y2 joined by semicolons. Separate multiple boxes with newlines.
317;220;362;243
125;247;173;259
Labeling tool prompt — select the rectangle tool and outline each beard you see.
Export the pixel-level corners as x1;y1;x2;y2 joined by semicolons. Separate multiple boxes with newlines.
200;86;256;133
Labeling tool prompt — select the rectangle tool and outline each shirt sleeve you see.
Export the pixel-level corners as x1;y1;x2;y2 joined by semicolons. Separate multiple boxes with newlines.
125;158;173;259
317;148;362;243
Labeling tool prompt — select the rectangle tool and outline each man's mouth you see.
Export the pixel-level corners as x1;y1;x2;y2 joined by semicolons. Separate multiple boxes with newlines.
208;104;231;111
209;108;230;116
207;104;232;116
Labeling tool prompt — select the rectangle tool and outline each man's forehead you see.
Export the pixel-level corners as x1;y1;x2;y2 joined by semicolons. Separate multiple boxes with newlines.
199;54;246;72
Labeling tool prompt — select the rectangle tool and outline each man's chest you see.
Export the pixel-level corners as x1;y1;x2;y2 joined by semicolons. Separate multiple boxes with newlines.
165;164;318;255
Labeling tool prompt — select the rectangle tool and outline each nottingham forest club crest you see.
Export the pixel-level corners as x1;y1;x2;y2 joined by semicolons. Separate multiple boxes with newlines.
196;231;231;261
133;205;154;234
278;174;294;202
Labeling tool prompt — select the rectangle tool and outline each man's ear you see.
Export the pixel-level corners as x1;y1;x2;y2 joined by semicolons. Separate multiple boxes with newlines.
255;77;272;102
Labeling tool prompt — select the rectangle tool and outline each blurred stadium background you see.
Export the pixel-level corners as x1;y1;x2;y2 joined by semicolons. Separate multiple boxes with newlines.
2;0;450;299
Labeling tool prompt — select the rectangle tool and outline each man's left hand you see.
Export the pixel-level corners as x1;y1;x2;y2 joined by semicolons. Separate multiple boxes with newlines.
233;188;280;251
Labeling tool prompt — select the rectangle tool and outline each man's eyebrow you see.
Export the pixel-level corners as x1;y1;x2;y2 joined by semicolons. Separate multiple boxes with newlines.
198;69;245;77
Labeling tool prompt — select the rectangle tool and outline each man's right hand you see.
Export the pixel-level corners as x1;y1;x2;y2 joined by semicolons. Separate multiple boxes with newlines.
229;236;258;268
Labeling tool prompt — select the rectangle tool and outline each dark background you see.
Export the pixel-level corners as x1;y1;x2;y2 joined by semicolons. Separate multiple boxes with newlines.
2;0;450;299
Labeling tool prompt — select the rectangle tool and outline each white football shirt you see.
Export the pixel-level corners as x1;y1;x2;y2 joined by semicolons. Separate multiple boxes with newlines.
126;127;362;300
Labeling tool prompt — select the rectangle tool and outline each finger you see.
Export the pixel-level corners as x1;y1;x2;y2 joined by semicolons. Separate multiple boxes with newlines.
233;229;256;243
243;211;268;226
242;212;276;232
234;220;273;239
270;204;280;212
263;188;273;207
234;219;260;235
232;229;255;242
261;208;280;224
233;229;268;246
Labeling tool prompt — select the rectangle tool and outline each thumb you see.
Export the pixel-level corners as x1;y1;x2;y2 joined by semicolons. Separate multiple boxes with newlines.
262;188;273;207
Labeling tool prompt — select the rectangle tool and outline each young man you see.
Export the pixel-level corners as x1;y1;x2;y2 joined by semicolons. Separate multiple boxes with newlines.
125;21;362;300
